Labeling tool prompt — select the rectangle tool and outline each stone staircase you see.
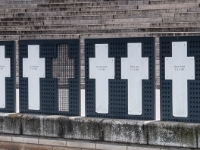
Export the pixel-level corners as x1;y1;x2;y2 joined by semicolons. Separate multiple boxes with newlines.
0;0;199;88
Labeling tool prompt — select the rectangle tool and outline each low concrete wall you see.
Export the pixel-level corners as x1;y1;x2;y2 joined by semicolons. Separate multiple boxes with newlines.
0;113;199;150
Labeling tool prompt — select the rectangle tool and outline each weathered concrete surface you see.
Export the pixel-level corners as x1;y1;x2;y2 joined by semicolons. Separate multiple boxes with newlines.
0;113;22;134
195;124;200;148
148;121;198;148
22;114;46;136
102;119;148;144
22;114;66;137
0;113;198;149
63;117;103;141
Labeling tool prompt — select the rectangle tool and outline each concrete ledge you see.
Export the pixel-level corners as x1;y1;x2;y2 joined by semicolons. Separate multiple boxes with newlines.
0;113;199;148
102;119;148;144
147;121;198;148
0;113;22;135
63;117;103;141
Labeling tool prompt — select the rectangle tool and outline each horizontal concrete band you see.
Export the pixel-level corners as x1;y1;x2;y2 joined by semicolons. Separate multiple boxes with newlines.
0;113;199;148
0;135;195;150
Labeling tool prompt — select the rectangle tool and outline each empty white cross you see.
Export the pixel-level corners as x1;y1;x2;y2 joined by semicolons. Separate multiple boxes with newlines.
121;43;148;115
165;42;195;117
23;45;45;110
0;46;10;108
89;44;115;113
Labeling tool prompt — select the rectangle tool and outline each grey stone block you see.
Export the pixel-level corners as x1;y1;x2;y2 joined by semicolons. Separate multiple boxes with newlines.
22;114;66;137
102;119;148;144
148;121;198;148
63;117;103;141
43;115;66;137
0;113;22;135
22;114;46;136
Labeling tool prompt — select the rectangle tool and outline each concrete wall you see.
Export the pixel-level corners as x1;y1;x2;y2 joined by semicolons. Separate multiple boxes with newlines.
0;113;199;150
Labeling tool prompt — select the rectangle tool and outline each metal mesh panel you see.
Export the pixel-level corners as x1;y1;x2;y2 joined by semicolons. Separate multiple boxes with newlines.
52;44;75;111
160;36;200;123
19;39;80;116
85;37;155;120
0;41;15;113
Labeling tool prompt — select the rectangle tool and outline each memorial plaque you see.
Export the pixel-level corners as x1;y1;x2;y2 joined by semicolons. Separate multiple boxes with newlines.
160;36;200;122
19;40;80;116
0;41;15;112
23;45;45;110
89;44;115;113
121;43;148;115
85;37;155;120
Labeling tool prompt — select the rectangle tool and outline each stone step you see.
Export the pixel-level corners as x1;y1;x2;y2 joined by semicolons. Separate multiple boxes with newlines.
0;27;200;36
36;1;147;8
25;5;139;12
149;0;199;4
150;22;200;27
0;0;49;4
0;21;44;26
44;18;163;25
24;7;188;13
1;22;200;31
188;7;200;12
0;23;200;34
138;3;199;9
163;17;200;22
175;12;200;17
0;4;37;8
0;0;148;5
0;7;188;17
0;13;174;21
138;27;200;32
12;32;200;42
0;12;175;20
0;24;151;30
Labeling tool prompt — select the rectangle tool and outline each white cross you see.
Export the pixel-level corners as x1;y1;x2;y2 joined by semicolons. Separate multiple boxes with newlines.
165;42;195;117
0;46;10;108
23;45;45;110
89;44;115;113
121;43;148;115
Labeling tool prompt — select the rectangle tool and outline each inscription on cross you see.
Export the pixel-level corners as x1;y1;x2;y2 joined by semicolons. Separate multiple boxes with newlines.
121;43;148;115
0;46;10;108
23;45;45;110
165;42;195;117
89;44;115;113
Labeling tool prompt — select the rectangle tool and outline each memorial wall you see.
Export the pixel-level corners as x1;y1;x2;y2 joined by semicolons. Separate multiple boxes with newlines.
0;0;200;149
0;36;199;123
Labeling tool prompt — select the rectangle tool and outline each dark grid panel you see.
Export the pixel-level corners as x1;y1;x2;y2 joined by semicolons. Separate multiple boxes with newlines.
85;38;155;120
160;36;200;123
0;41;15;113
19;39;80;116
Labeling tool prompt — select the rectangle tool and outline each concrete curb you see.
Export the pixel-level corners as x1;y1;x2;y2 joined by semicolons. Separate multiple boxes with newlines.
0;113;199;148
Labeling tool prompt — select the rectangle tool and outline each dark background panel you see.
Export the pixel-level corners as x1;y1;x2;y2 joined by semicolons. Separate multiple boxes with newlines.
0;41;15;113
160;36;200;123
85;37;155;120
19;39;80;116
